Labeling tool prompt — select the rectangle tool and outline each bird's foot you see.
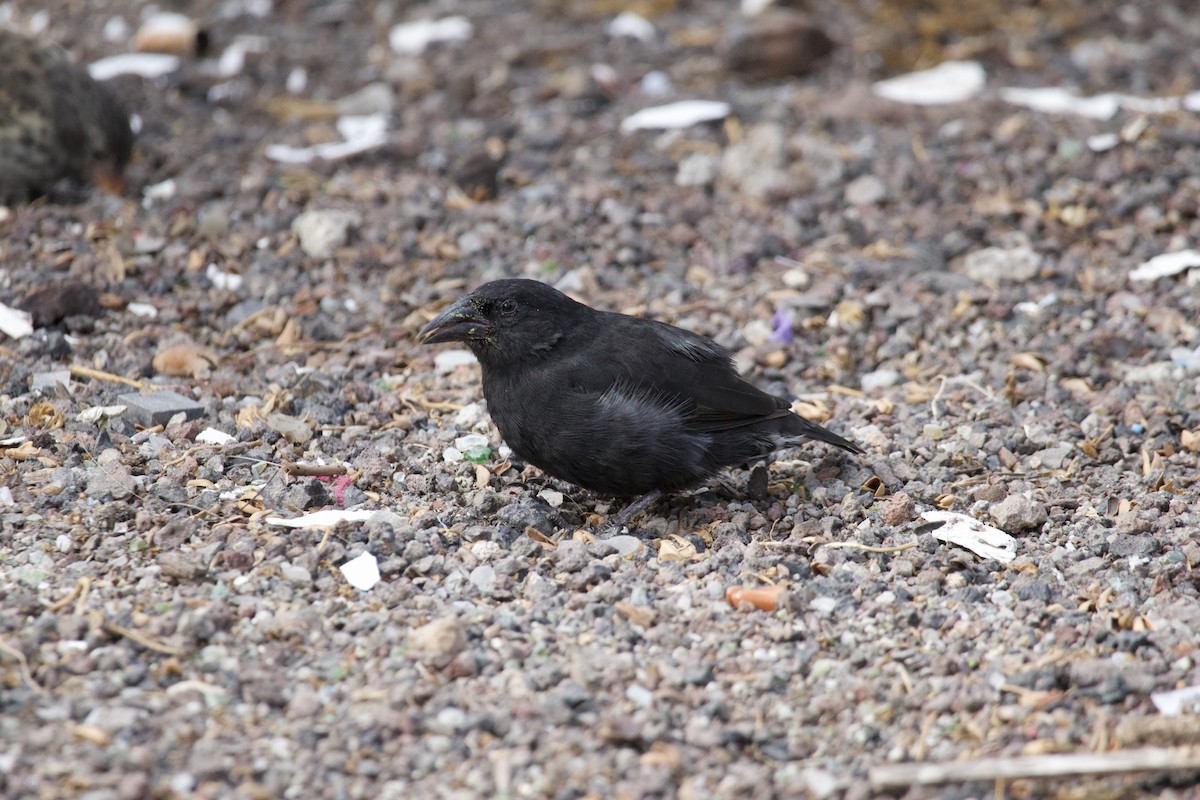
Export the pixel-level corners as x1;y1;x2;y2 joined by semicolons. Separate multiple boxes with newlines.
603;489;664;533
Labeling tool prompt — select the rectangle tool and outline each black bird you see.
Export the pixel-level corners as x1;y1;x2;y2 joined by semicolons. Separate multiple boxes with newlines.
418;279;863;506
0;30;134;204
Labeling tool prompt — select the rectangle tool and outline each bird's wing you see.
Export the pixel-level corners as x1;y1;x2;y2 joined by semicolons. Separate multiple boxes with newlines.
563;315;790;433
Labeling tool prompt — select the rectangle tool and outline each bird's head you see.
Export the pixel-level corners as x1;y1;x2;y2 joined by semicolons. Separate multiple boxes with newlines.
417;279;584;365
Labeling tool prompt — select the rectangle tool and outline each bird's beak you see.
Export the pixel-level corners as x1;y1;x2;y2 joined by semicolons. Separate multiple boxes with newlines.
417;297;490;344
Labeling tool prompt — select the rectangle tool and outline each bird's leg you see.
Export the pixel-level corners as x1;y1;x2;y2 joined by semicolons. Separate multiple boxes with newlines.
610;489;664;529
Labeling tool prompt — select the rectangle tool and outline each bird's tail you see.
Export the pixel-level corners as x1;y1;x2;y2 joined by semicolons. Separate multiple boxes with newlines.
785;415;865;454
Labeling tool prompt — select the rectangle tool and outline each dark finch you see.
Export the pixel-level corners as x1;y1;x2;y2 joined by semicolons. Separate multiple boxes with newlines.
0;30;135;204
418;279;863;498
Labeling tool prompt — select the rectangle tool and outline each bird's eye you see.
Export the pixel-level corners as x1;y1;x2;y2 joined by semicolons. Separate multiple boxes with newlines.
497;299;518;316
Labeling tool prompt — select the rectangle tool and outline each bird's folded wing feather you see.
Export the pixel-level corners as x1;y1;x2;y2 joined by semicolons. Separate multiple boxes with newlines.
564;316;790;432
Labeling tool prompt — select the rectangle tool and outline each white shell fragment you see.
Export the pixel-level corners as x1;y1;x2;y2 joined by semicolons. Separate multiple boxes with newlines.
1152;684;1200;716
205;264;244;291
607;12;655;42
127;302;159;318
389;16;473;55
136;12;199;54
1086;132;1119;152
196;428;236;446
339;551;381;591
264;114;388;164
266;509;376;528
0;303;34;339
1129;250;1200;282
999;87;1119;120
75;405;128;424
872;61;985;106
620;100;731;133
88;53;181;80
922;510;1017;563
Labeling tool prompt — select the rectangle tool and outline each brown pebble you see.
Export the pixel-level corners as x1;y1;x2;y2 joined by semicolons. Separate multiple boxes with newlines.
722;11;835;81
880;491;916;526
20;281;102;327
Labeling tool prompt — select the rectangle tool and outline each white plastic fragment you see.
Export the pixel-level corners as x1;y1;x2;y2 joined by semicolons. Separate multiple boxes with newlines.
434;349;478;372
922;510;1017;563
443;447;464;464
0;486;13;507
0;436;26;447
197;428;236;446
620;100;731;133
537;489;564;508
389;16;473;55
205;263;244;291
1151;684;1200;716
872;61;985;105
0;303;34;339
143;178;177;203
1171;345;1200;371
1116;94;1182;114
1087;132;1119;152
339;551;381;591
215;35;268;78
266;509;376;528
741;0;775;15
264;114;388;164
999;87;1119;119
75;405;128;424
89;53;181;80
127;302;159;318
454;434;489;451
1129;250;1200;282
286;67;308;94
607;11;655;42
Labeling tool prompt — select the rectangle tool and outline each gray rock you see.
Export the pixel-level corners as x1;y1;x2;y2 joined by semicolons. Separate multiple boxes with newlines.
1108;532;1160;557
990;494;1048;533
552;540;589;573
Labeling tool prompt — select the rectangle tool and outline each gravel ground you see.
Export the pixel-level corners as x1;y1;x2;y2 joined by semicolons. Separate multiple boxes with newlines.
3;1;1200;798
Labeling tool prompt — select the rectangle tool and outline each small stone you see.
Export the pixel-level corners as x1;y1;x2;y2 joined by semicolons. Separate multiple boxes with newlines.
880;492;915;526
960;246;1042;286
990;495;1048;533
553;540;589;573
606;535;643;557
860;368;900;394
287;684;323;718
20;281;101;327
469;564;496;592
280;562;312;585
450;151;501;201
1113;511;1151;536
721;11;834;80
675;152;719;187
158;551;207;582
408;617;466;667
291;209;361;259
83;705;144;734
266;413;313;445
1108;532;1159;557
845;174;887;205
